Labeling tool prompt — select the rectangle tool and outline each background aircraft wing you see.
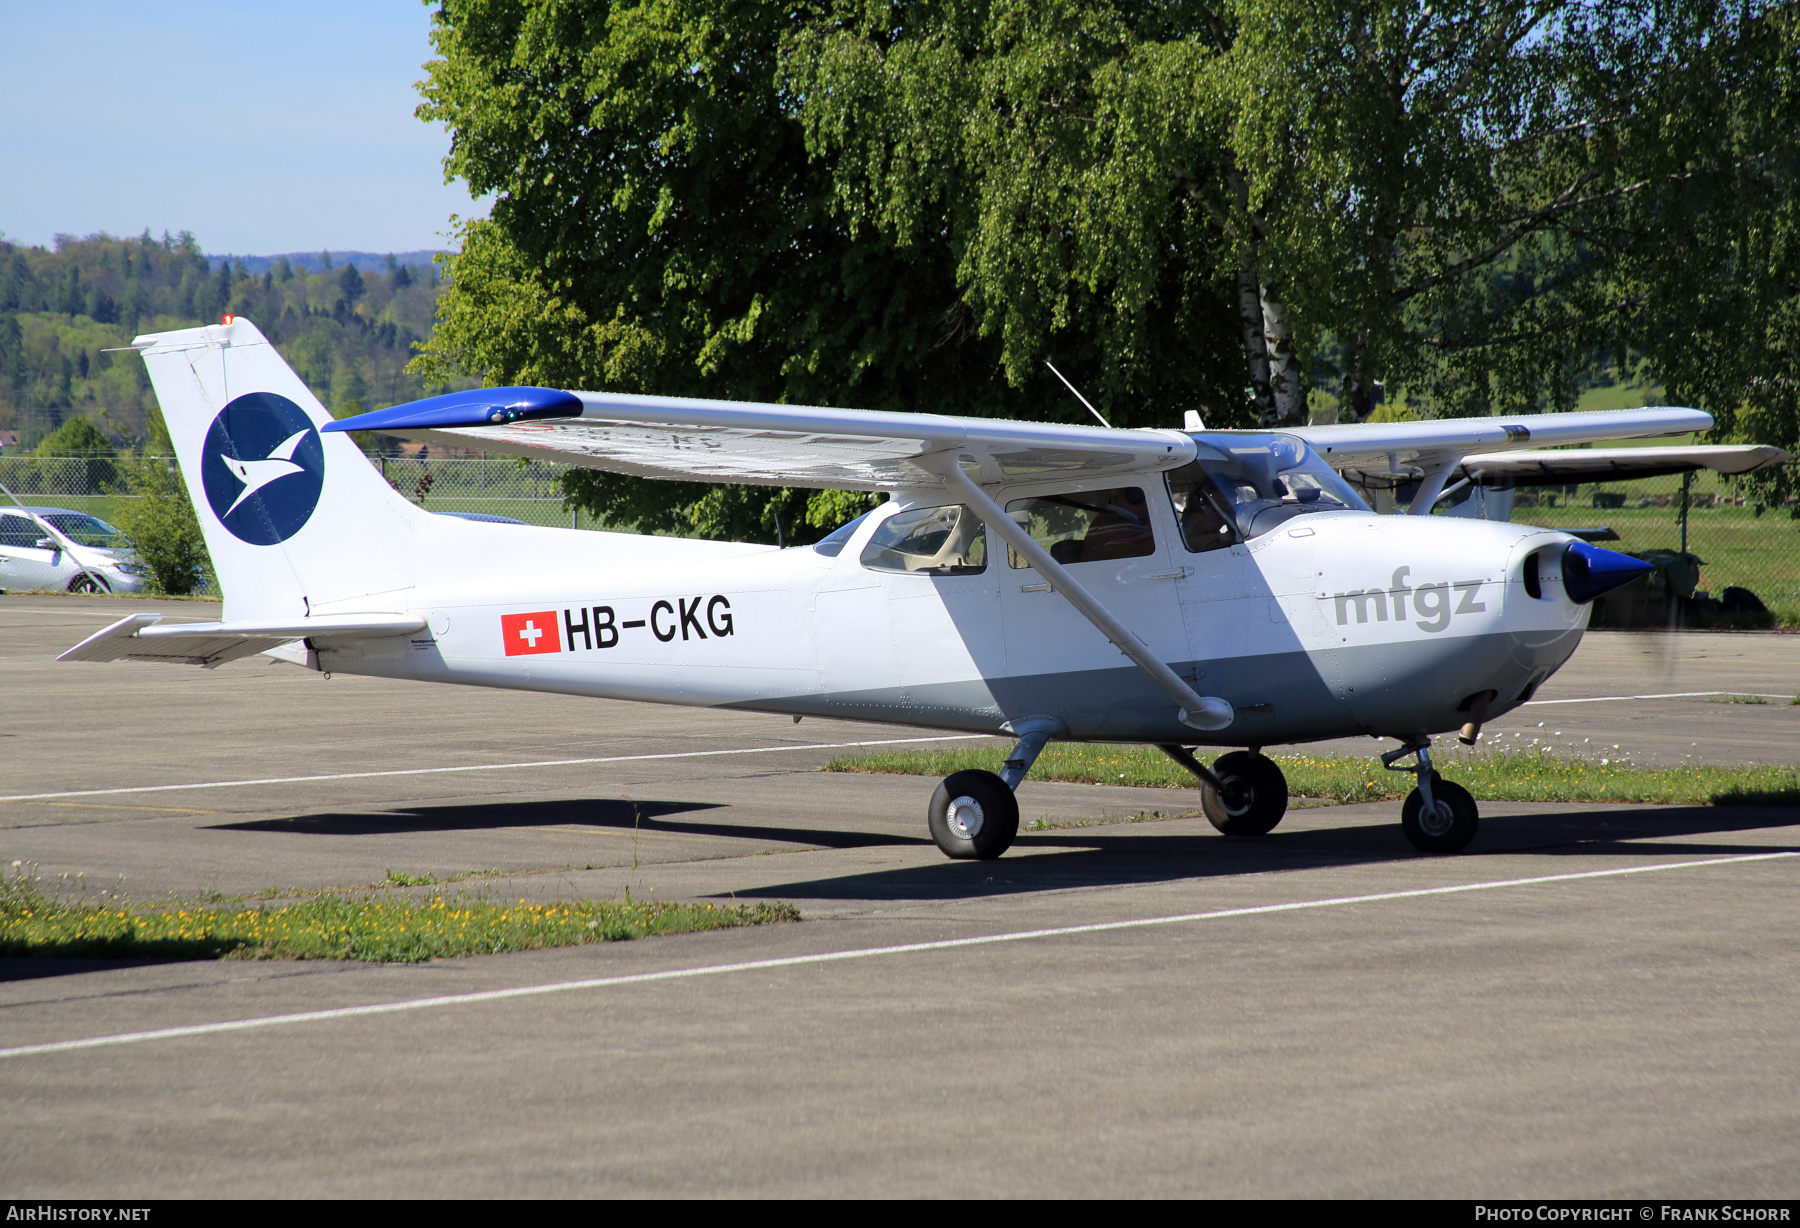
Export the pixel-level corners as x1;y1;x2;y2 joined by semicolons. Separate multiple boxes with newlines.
1454;444;1792;486
1290;407;1714;465
324;387;1195;491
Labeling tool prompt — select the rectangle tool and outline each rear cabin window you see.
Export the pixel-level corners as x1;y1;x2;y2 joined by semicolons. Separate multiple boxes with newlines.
1003;487;1156;568
812;511;870;557
859;504;988;575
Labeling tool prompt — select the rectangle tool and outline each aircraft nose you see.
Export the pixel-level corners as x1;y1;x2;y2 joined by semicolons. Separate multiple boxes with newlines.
1561;539;1653;603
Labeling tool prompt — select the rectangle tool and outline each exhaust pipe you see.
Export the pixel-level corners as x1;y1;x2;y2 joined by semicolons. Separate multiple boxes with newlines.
1459;689;1496;746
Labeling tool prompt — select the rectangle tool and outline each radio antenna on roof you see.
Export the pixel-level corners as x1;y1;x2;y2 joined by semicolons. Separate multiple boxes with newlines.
1045;361;1112;429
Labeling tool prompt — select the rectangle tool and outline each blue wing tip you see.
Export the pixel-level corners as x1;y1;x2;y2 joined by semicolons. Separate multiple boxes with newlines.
321;387;582;433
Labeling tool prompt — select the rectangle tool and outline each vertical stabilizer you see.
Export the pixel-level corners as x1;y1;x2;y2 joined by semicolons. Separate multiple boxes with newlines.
134;317;422;619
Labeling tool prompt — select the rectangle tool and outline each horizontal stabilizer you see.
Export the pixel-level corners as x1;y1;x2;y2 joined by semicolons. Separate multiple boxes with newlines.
59;612;427;669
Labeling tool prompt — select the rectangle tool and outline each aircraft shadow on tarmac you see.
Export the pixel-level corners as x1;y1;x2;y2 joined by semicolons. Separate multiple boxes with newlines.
209;797;917;848
747;804;1800;900
4;804;1791;982
209;797;732;837
207;796;1798;900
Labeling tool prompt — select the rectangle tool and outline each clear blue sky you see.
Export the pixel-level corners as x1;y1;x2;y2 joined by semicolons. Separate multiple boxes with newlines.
0;1;486;256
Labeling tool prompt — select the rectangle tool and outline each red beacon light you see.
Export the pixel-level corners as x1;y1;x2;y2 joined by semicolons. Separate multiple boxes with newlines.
221;313;234;326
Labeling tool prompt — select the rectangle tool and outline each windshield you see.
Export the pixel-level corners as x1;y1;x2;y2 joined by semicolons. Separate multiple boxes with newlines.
1192;433;1367;539
40;512;129;549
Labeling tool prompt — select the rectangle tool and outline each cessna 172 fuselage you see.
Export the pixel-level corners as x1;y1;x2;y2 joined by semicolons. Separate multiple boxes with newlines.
58;318;1717;859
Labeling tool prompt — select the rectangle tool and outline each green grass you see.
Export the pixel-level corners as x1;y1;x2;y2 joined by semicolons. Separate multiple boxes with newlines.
1573;379;1667;414
824;743;1800;807
1026;809;1187;831
0;870;798;962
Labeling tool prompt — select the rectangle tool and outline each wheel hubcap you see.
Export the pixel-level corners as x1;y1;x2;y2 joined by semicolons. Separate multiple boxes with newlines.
1418;797;1455;837
1220;778;1252;817
946;795;985;840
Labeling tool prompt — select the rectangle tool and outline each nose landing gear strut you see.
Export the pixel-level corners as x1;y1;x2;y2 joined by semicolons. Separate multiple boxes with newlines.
1382;738;1480;853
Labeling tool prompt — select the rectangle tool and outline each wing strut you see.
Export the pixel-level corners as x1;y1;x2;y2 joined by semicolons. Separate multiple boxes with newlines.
934;463;1233;732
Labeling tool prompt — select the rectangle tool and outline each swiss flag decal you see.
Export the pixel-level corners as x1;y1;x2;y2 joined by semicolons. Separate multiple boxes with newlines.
501;610;562;656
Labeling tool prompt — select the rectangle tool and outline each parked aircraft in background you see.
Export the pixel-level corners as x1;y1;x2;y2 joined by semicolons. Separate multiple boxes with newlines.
63;318;1718;857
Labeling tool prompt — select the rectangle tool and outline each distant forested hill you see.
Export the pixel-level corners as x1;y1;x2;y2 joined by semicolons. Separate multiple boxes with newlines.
0;230;464;449
207;250;446;277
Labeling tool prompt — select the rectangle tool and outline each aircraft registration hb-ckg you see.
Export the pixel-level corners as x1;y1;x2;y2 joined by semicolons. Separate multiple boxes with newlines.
60;317;1726;857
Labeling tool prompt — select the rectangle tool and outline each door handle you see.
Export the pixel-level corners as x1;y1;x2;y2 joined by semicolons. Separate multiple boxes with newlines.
1145;567;1191;580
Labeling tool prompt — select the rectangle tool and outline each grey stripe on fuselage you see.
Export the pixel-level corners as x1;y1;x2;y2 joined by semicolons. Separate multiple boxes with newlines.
722;628;1583;745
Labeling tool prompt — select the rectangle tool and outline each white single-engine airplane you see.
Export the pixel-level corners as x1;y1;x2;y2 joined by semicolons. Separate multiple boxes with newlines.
63;317;1725;856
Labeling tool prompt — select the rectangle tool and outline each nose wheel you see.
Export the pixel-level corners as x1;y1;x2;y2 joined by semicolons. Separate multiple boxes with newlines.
1383;739;1479;853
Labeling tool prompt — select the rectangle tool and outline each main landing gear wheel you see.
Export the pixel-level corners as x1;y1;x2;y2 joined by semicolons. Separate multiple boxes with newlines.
1201;751;1289;836
1401;773;1479;854
928;769;1019;860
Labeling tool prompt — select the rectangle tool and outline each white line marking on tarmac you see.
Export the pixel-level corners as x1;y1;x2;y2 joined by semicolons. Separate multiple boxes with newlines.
0;735;988;803
1527;690;1792;705
3;851;1791;1061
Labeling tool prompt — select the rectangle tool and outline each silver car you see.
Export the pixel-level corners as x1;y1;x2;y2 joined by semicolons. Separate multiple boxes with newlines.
0;506;148;593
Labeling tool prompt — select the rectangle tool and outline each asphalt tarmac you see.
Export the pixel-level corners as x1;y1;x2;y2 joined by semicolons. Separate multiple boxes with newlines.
2;594;1797;1197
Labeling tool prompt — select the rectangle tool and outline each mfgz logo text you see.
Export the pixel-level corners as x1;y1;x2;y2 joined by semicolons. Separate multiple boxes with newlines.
1328;566;1486;633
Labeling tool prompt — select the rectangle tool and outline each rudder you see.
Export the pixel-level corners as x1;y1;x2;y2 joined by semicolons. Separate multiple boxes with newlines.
135;316;423;619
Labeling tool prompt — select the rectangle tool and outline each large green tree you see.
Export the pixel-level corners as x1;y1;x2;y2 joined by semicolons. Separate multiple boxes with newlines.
414;0;1800;535
411;0;1242;540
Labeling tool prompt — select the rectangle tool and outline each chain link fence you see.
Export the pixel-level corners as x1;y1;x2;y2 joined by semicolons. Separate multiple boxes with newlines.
1441;466;1800;625
0;453;586;598
1;453;586;527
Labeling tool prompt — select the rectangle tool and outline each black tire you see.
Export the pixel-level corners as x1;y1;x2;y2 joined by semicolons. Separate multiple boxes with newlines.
1400;774;1479;853
1201;751;1288;836
928;769;1019;860
66;572;106;594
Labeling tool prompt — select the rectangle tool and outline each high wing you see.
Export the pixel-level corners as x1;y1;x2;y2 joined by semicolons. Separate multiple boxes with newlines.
60;613;426;669
322;386;1195;491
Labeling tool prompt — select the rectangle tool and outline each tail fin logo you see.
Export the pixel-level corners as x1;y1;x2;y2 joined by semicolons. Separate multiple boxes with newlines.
200;392;326;545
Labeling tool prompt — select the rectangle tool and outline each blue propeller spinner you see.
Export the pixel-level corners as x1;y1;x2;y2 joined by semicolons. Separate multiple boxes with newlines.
1562;539;1654;603
319;386;581;433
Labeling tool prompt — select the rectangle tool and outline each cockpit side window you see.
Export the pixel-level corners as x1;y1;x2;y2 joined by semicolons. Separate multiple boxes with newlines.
860;504;988;575
1164;463;1240;553
1002;487;1156;568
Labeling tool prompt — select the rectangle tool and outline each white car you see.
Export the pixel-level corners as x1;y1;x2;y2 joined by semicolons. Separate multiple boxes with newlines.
0;506;148;593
